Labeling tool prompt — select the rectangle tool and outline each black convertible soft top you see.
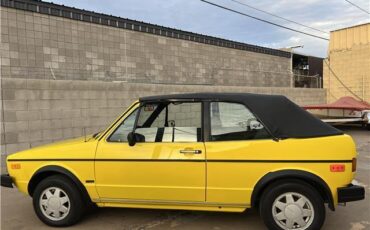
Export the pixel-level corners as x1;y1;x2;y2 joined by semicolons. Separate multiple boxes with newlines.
140;93;343;139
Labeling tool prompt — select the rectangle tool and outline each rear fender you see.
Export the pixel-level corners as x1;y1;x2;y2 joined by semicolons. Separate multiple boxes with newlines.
251;169;335;211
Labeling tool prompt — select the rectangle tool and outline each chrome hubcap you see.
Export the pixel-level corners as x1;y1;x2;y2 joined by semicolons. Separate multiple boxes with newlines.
39;187;70;221
272;192;314;230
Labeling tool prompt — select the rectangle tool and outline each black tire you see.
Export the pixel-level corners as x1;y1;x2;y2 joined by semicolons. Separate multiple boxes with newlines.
259;180;325;230
32;174;86;227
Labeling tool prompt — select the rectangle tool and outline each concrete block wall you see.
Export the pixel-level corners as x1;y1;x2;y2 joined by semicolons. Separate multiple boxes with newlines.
1;6;291;87
1;78;326;158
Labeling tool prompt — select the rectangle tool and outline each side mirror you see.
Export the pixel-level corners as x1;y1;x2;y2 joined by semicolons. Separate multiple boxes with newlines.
127;132;136;146
168;120;176;127
249;120;264;130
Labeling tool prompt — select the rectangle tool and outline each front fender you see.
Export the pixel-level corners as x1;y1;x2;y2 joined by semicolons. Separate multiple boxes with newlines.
28;165;93;204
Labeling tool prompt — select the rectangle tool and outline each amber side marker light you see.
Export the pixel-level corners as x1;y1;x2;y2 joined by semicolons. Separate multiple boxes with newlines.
330;164;345;172
352;158;357;172
10;163;21;169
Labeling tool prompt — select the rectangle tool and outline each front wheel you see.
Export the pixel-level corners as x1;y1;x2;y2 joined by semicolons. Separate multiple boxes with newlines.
259;180;325;230
32;175;86;227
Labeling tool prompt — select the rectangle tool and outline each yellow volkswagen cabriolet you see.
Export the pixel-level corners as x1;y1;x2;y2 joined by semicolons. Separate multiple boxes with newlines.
1;93;365;229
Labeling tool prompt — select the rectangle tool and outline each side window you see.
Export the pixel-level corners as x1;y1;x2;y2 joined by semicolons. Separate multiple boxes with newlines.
108;109;138;142
210;102;271;141
135;102;202;142
137;104;166;128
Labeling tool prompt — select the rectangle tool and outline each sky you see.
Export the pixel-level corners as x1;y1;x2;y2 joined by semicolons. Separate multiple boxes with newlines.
44;0;370;58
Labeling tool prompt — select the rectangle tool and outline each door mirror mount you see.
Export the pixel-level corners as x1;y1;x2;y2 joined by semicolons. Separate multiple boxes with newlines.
127;132;136;146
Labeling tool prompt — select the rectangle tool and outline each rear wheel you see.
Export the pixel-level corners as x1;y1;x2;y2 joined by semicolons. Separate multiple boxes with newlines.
259;180;325;230
33;175;86;227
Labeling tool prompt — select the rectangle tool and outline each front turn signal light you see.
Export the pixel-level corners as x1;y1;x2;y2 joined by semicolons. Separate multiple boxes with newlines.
352;158;357;172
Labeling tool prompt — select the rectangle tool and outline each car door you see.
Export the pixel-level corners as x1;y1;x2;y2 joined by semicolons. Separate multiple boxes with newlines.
204;101;276;205
95;101;206;202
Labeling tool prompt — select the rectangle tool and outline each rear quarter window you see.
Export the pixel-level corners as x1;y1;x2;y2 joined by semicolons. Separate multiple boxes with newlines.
210;102;271;141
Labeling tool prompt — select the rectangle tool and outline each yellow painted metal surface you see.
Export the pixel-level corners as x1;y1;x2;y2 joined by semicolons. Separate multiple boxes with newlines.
95;141;206;201
205;136;356;205
6;102;358;212
6;137;100;199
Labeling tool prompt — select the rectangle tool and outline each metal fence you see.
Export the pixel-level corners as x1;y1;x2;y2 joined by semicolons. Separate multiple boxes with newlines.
294;74;322;88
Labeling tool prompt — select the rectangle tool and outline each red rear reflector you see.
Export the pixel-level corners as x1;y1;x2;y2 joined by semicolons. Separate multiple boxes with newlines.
352;158;357;172
330;164;345;172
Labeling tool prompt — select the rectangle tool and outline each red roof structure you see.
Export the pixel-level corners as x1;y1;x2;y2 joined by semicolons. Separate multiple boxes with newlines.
303;97;370;111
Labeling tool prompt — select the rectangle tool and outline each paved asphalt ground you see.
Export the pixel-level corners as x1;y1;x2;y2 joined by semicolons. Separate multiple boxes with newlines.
1;126;369;230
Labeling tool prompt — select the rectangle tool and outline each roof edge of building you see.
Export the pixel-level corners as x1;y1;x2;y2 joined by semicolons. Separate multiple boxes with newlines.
330;22;370;33
1;0;291;58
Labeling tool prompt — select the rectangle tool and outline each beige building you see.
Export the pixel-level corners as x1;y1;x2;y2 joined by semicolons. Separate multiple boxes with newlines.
324;23;370;103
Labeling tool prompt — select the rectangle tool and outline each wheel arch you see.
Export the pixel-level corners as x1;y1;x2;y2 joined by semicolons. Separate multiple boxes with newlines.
28;165;91;204
251;169;335;211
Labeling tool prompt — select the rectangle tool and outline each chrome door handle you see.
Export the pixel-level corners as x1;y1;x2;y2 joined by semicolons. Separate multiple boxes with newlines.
179;149;202;154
